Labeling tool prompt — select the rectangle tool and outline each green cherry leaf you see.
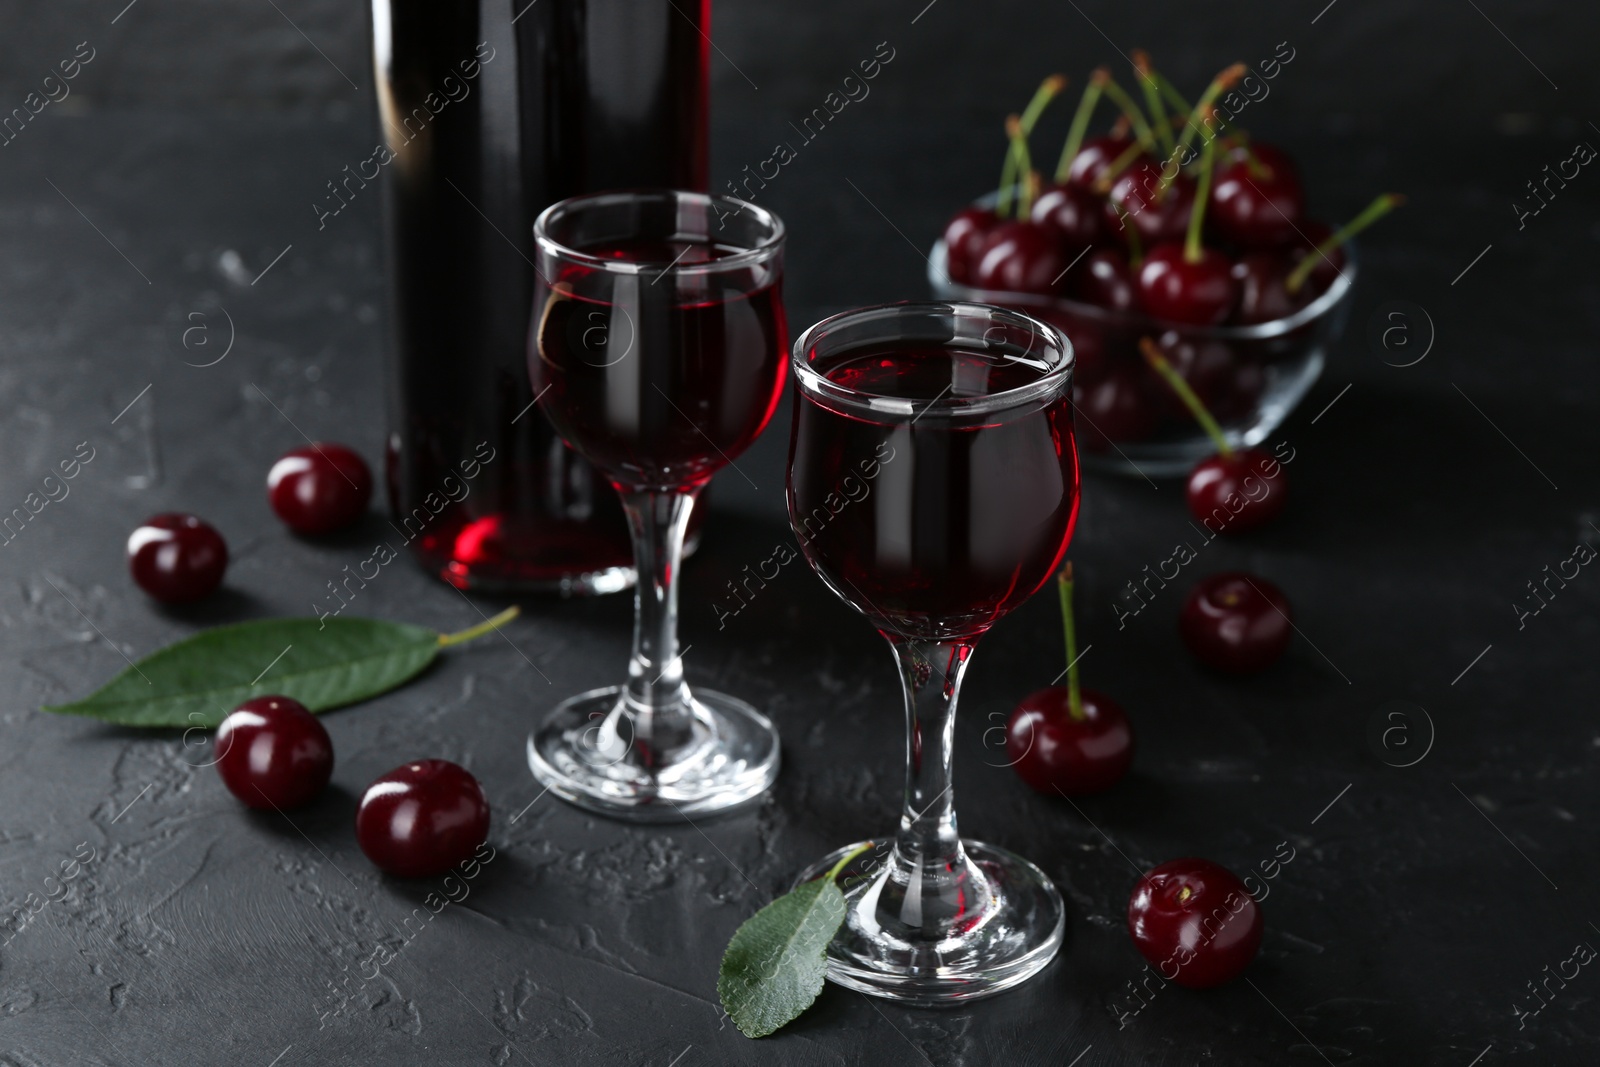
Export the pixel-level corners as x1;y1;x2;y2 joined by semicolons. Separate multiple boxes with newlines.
718;843;873;1039
41;607;519;728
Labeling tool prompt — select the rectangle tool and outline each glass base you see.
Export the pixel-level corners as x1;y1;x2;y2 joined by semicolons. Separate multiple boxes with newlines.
794;839;1065;1007
527;685;780;822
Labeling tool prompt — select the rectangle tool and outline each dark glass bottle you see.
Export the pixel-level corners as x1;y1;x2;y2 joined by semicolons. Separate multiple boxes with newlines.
371;0;710;592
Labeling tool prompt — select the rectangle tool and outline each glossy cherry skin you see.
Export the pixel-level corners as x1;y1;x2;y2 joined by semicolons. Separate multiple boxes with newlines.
1179;572;1293;674
1031;183;1104;247
215;696;334;810
1069;248;1138;312
357;759;490;878
972;220;1070;296
127;513;228;603
1106;162;1195;247
1127;857;1262;989
942;206;998;285
1075;372;1159;451
1065;134;1132;191
1210;144;1305;248
1007;687;1133;795
1137;244;1239;326
1187;446;1286;534
267;444;373;535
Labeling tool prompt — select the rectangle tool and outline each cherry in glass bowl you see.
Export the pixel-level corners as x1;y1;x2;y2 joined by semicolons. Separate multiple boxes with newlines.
930;194;1356;477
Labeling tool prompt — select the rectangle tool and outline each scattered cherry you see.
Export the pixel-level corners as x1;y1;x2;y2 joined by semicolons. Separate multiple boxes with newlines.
1140;339;1287;533
1209;143;1305;248
1007;564;1133;795
357;759;490;878
942;206;998;285
1179;572;1292;673
268;443;373;536
127;513;228;603
1137;243;1238;326
1127;857;1262;988
1187;446;1287;533
215;696;333;810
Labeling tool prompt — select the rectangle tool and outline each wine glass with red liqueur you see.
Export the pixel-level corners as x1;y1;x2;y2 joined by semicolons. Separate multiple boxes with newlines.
526;190;787;820
786;302;1079;1004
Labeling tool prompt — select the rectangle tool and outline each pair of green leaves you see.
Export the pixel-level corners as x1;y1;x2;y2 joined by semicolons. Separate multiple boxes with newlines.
42;607;519;728
719;843;871;1038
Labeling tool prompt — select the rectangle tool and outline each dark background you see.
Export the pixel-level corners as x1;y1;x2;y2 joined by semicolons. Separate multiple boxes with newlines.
1;1;1598;1064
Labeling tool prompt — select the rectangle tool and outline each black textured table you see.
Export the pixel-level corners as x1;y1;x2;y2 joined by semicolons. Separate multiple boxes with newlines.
1;99;1597;1067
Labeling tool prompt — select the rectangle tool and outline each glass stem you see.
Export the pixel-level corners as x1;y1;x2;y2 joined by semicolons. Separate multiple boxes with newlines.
617;488;699;765
885;637;979;931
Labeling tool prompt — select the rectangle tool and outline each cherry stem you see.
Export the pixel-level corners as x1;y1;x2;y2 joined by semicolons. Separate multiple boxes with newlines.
1139;338;1232;457
1174;63;1246;160
1124;210;1144;267
1184;127;1217;263
1095;136;1151;193
1057;563;1085;722
1286;193;1405;294
823;841;875;884
1131;51;1175;155
1021;73;1067;134
438;605;521;647
1099;76;1156;152
998;78;1064;218
1002;114;1039;219
1054;69;1107;182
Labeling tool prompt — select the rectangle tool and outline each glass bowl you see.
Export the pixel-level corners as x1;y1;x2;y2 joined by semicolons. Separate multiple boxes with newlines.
928;209;1356;477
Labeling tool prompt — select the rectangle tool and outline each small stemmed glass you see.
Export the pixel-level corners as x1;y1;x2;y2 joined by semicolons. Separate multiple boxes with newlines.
786;302;1079;1003
525;190;787;820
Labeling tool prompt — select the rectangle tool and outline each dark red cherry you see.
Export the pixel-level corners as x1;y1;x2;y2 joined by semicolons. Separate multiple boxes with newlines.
1231;253;1304;324
1069;248;1138;312
215;696;333;810
1074;372;1159;451
972;220;1070;296
1007;688;1133;795
357;759;490;878
268;444;373;536
1105;162;1195;247
1210;144;1305;248
1179;572;1292;674
942;206;998;285
127;513;228;603
1137;244;1239;326
1186;446;1286;534
1065;134;1132;191
1031;183;1104;247
1128;857;1262;989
